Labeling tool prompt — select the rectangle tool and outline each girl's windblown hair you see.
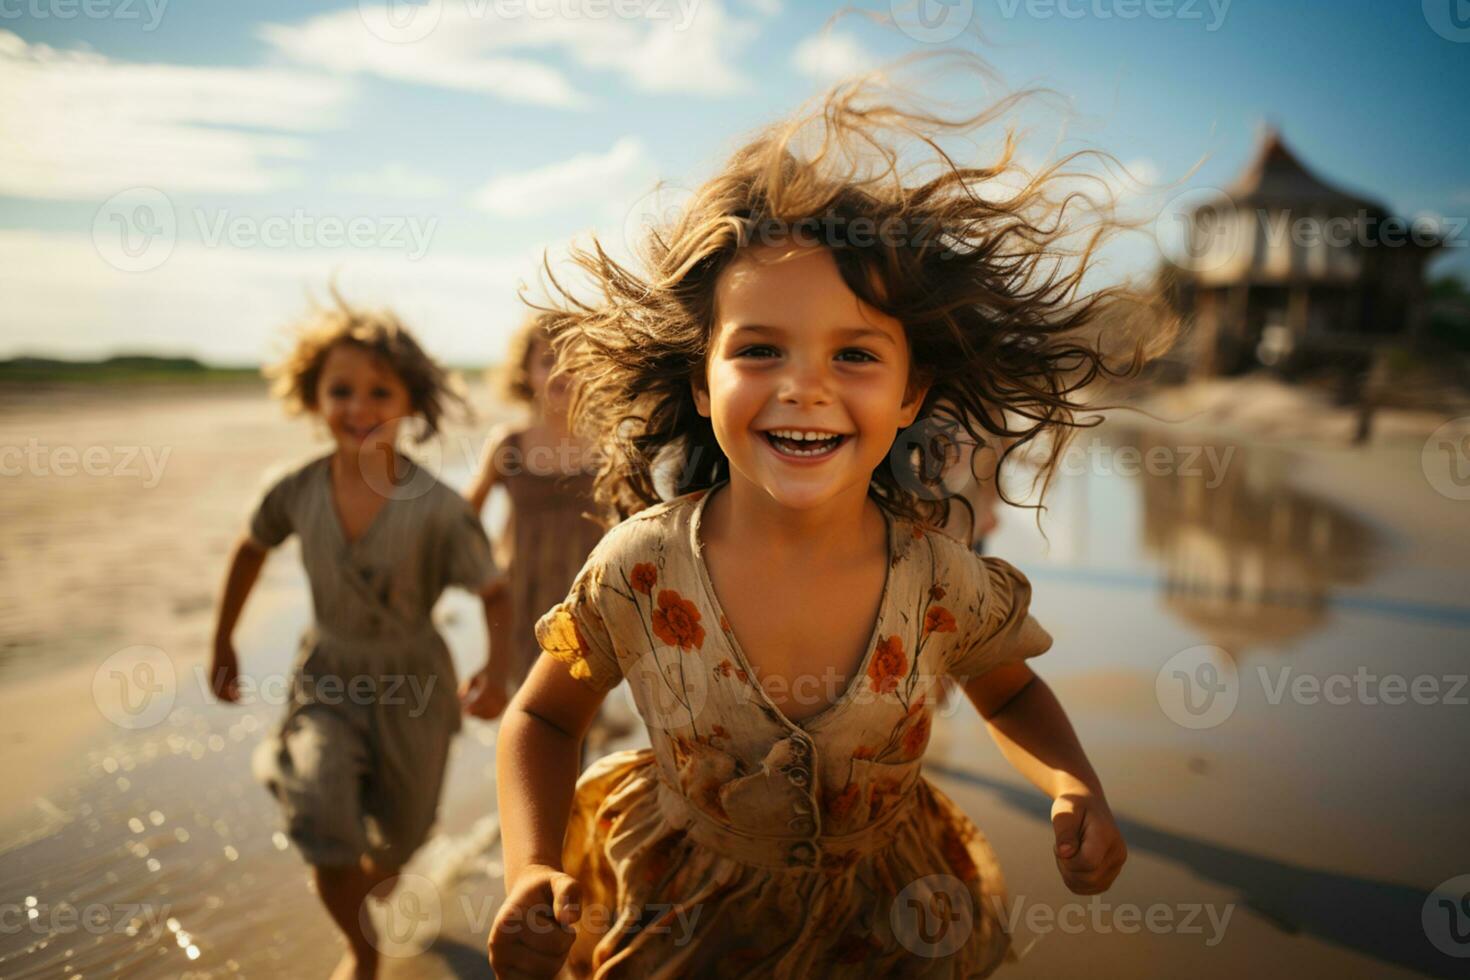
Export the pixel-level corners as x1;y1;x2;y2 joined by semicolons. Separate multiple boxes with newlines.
267;287;466;441
545;55;1177;529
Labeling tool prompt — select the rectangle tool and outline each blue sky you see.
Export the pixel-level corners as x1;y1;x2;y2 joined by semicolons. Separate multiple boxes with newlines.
1;0;1466;364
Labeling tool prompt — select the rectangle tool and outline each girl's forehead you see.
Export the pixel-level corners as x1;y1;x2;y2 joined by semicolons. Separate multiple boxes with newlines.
714;245;905;343
320;342;404;383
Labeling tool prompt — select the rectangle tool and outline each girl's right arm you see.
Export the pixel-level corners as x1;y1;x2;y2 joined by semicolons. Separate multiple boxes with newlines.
488;654;608;976
210;534;269;703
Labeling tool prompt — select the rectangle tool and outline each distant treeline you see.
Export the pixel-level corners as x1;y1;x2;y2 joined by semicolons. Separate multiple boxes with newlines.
0;355;262;384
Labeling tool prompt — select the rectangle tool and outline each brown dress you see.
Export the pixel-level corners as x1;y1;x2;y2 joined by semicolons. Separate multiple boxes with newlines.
534;482;1054;978
492;430;606;687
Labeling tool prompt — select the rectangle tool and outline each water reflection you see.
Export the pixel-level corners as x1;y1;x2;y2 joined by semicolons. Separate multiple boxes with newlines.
1118;426;1377;653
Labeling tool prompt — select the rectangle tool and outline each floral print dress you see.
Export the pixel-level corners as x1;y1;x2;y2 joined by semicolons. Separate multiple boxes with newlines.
534;482;1053;979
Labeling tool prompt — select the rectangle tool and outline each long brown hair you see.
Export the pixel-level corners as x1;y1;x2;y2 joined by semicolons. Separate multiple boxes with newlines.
542;56;1177;528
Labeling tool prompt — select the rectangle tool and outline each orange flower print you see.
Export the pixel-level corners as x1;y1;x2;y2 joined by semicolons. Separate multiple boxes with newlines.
930;583;946;601
824;782;862;822
715;658;733;678
909;523;925;540
924;605;958;637
719;614;731;633
652;589;705;650
630;562;658;595
852;744;876;760
866;634;907;694
901;710;932;760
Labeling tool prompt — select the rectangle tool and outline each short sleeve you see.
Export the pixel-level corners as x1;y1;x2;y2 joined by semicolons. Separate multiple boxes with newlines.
534;557;622;695
946;555;1053;681
441;497;503;594
247;471;295;550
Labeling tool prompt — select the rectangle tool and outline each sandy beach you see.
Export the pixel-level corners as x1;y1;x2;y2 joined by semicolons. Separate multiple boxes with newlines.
2;379;1468;978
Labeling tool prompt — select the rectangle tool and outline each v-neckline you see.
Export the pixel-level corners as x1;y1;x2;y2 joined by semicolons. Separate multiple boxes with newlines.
324;452;399;549
689;481;897;735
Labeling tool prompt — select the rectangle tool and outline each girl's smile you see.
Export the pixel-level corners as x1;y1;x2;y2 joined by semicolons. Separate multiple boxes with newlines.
695;244;927;512
315;343;414;456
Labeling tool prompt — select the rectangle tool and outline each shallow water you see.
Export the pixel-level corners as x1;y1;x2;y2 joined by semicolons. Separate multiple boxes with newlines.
2;397;1467;977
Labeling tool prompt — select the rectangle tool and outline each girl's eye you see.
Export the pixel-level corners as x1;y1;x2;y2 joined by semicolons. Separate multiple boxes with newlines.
735;345;779;359
327;384;352;399
371;387;393;399
836;349;878;363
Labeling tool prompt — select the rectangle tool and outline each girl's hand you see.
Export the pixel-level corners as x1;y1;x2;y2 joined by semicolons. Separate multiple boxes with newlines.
488;863;581;979
209;639;240;703
460;665;509;721
1051;790;1127;895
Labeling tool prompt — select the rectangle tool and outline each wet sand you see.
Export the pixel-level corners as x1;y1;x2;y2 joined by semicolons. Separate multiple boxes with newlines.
2;382;1468;978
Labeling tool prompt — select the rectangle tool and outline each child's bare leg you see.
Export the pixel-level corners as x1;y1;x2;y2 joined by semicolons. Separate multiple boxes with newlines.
314;863;380;980
360;853;401;901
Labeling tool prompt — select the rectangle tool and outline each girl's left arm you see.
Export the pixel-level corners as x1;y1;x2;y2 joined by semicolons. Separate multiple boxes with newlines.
965;662;1128;895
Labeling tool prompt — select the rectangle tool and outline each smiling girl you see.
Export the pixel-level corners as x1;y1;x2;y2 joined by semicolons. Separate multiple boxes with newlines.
487;68;1170;978
210;293;512;980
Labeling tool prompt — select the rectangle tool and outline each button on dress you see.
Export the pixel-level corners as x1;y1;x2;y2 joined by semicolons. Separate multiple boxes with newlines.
534;482;1054;978
245;453;501;868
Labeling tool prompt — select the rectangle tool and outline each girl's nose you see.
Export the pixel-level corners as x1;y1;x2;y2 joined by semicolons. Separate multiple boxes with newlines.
778;358;834;406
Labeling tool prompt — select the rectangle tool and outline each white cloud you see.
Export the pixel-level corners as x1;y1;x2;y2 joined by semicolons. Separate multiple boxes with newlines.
791;31;878;83
0;229;535;365
470;137;654;217
259;1;755;105
0;31;350;201
337;163;450;199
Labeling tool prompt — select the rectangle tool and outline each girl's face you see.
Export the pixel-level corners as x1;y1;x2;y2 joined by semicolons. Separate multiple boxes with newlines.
695;244;927;513
314;343;414;455
527;338;570;412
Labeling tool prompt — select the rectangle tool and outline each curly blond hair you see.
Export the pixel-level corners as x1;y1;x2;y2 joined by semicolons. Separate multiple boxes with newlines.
542;56;1177;527
266;287;465;441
